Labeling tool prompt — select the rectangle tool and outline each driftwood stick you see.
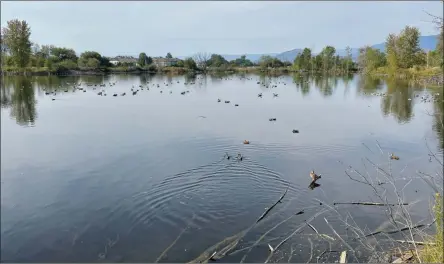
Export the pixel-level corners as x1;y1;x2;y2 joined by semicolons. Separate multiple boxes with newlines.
156;214;195;262
307;223;319;234
333;202;408;206
256;186;289;223
364;224;426;238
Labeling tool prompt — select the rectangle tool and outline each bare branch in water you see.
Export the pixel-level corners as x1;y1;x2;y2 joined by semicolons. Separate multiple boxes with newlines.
306;237;313;263
395;240;437;246
324;217;354;252
362;142;374;154
256;186;289;223
375;140;384;155
425;138;443;167
156;214;195;262
265;209;329;263
333;202;408;206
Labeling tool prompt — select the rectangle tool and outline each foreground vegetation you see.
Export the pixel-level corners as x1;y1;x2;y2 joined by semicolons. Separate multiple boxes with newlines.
420;193;443;263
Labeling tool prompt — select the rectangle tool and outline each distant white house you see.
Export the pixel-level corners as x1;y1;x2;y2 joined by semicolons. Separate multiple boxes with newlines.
109;60;120;66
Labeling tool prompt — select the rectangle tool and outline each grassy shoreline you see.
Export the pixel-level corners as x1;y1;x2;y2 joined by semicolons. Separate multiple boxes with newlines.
1;65;441;87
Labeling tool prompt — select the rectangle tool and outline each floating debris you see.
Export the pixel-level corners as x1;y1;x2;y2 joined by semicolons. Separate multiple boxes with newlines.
243;140;250;145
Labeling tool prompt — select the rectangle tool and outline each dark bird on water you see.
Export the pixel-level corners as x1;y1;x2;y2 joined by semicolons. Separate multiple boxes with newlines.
292;129;299;133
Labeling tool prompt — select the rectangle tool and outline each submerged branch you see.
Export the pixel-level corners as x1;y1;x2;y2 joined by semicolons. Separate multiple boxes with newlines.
333;202;408;206
256;186;289;223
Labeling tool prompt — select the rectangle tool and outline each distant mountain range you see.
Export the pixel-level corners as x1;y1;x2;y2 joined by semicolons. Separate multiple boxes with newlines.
215;35;439;63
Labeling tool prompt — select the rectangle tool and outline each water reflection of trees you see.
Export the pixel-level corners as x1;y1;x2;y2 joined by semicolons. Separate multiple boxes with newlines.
2;76;37;126
356;75;384;96
314;74;336;97
380;78;414;124
432;91;444;150
79;75;103;85
1;78;13;108
184;73;197;84
292;74;310;96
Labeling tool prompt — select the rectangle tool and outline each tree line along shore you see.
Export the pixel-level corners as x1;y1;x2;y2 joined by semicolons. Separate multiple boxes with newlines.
1;18;442;85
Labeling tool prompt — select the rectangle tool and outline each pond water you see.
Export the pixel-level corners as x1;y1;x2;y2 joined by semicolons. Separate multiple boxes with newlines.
1;73;443;262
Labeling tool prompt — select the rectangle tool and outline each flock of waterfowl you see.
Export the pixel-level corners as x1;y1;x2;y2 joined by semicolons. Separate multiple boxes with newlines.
365;91;440;103
40;75;433;186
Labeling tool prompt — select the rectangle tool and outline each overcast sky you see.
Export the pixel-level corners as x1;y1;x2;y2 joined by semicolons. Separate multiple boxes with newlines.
1;1;442;57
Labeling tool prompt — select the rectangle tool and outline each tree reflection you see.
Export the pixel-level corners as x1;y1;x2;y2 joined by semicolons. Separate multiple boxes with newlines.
380;78;414;124
314;74;335;97
3;76;37;126
431;91;444;150
292;74;310;96
184;73;197;84
1;78;13;109
356;75;384;96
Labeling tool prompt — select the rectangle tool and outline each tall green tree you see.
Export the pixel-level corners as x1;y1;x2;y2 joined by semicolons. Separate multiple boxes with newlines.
183;57;197;70
319;46;336;71
344;46;353;73
397;26;422;68
50;47;78;62
138;52;147;66
232;55;253;67
293;48;312;71
358;46;386;73
1;19;32;68
386;33;399;74
166;52;173;59
208;54;228;67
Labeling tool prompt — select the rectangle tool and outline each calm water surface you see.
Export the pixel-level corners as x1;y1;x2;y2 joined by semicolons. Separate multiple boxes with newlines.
1;73;443;262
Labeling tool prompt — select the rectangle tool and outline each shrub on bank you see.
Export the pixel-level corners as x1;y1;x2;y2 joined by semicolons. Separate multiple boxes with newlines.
420;193;443;263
